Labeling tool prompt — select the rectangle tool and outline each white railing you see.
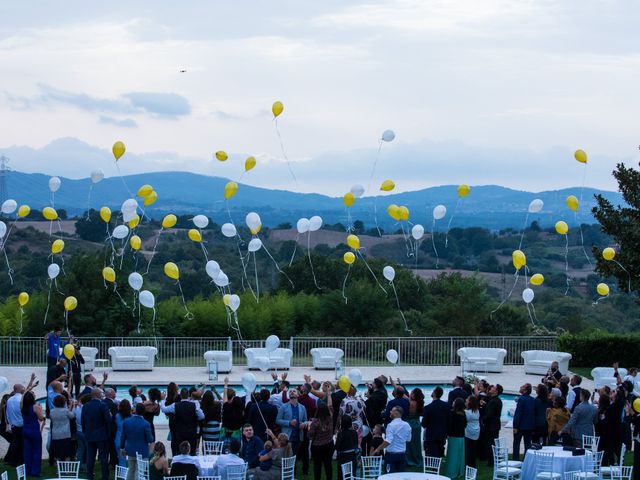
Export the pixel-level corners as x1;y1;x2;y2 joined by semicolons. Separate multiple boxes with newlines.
0;335;556;367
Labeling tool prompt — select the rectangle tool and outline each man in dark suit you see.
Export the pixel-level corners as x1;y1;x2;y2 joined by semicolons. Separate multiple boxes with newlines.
120;403;153;480
447;376;469;407
421;386;450;457
104;388;119;468
247;389;278;441
513;383;535;461
363;377;389;453
81;389;112;480
482;384;503;466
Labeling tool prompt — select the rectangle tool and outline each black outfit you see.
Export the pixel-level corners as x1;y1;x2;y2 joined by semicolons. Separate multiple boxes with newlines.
335;428;358;480
175;401;199;455
222;396;245;434
68;351;84;399
630;413;640;480
165;396;179;456
170;462;199;480
601;391;625;466
570;386;583;413
47;364;65;387
103;396;118;467
363;387;387;453
331;390;347;429
534;397;551;445
447;387;469;407
247;401;278;441
482;395;502;466
421;398;450;458
449;411;467;436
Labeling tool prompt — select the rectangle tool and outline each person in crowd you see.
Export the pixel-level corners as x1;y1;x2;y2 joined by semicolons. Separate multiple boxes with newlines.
164;382;180;456
512;382;535;461
547;396;570;445
534;383;551;445
5;375;37;467
331;382;348;431
170;440;200;480
622;367;638;386
252;430;293;480
259;441;273;471
44;326;62;368
161;388;204;455
149;441;170;480
558;376;570;399
82;389;112;480
338;385;366;439
542;361;563;385
80;372;108;398
213;438;246;479
143;388;161;441
121;403;154;480
481;384;503;466
276;388;308;459
248;389;279;441
67;340;85;399
47;358;67;388
464;395;480;468
382;386;409;425
308;384;334;480
372;406;412;473
600;386;626;466
75;394;90;470
363;377;388;452
405;388;424;467
50;394;76;462
625;401;640;480
0;393;11;448
559;389;597;447
421;386;449;457
47;380;65;416
128;385;145;407
241;423;264;469
268;372;290;409
221;377;246;445
444;397;467;479
566;375;584;412
369;424;384;456
201;389;222;443
335;415;358;480
114;399;132;467
21;389;45;477
448;376;469;406
296;383;316;476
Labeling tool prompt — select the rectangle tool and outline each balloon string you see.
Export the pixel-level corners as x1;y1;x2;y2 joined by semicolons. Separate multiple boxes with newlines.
613;260;632;293
593;295;608;306
355;250;387;294
518;213;530;251
399;222;413;258
307;232;321;290
253;251;260;302
490;270;519;317
3;248;14;285
0;217;21;255
145;227;163;274
563;234;571;295
262;242;295;289
342;264;351;304
151;307;157;349
346;208;353;233
64;311;70;338
431;219;440;269
106;224;116;267
113;285;128;307
414;239;421;287
390;281;411;334
574;210;592;266
115;162;134;198
445;199;461;248
18;307;24;335
288;234;299;266
119;235;130;270
238;242;257;301
200;242;210;263
367;139;384;194
373;199;382;238
176;280;193;319
526;302;538;325
43;281;53;325
273;118;298;185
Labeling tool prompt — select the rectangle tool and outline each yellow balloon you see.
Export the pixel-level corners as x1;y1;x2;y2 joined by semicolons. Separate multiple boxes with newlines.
596;283;609;297
602;248;616;261
130;235;141;251
188;229;202;242
272;101;284;118
338;375;351;394
458;184;471;198
128;215;140;229
399;206;409;221
112;141;126;160
343;252;355;265
43;207;58;221
347;234;360;250
162;214;177;229
530;274;544;286
574;149;587;164
250;224;262;235
100;207;112;223
343;192;355;208
164;262;180;280
555;221;569;235
245;156;256;172
224;181;238;200
17;205;30;218
512;249;526;270
64;296;78;311
137;184;153;197
143;191;158;206
566;195;579;212
387;204;400;220
63;344;75;360
18;292;29;306
223;294;231;306
102;267;116;283
633;398;640;414
51;239;65;254
215;151;228;162
380;179;395;192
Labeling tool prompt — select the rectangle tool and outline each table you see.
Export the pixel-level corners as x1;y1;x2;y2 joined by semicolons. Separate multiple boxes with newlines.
378;474;450;480
198;455;219;476
521;446;591;478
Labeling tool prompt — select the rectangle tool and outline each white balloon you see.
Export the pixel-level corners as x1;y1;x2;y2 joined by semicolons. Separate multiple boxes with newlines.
112;225;130;240
257;356;271;372
350;184;365;198
47;263;60;280
214;272;229;287
0;221;6;239
1;199;17;214
49;176;61;193
361;425;370;437
386;349;399;364
128;272;143;291
228;294;241;312
90;169;104;184
296;218;310;234
221;223;237;238
193;215;209;229
522;288;535;304
0;376;8;395
348;368;363;387
205;260;221;280
433;205;447;220
245;212;261;232
309;215;323;232
139;290;155;308
411;224;424;240
528;199;544;214
241;372;257;392
248;238;262;252
265;335;280;352
381;129;396;142
121;199;138;222
383;266;396;282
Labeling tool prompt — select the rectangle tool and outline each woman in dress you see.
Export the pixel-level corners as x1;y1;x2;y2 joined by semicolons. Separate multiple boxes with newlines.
534;383;551;445
200;390;222;443
444;397;467;479
165;382;180;456
308;384;334;480
253;430;293;480
464;395;481;468
21;390;45;477
49;394;75;462
149;441;170;480
114;399;131;467
335;415;358;480
547;396;570;445
405;388;424;467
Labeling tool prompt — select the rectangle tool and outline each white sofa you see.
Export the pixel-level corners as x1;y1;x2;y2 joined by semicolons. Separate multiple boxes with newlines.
203;351;233;373
244;348;293;370
80;347;99;371
310;348;344;369
521;350;572;375
457;347;507;373
108;346;157;371
591;367;627;389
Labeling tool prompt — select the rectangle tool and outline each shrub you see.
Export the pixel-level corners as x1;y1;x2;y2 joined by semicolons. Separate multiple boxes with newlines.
557;331;640;367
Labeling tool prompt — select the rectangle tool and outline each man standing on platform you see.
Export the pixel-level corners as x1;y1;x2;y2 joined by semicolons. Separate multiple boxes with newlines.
44;326;62;368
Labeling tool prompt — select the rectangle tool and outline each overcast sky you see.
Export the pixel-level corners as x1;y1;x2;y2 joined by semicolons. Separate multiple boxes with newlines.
1;0;639;196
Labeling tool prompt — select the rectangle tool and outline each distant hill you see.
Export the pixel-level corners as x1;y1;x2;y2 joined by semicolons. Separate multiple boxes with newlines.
3;170;624;230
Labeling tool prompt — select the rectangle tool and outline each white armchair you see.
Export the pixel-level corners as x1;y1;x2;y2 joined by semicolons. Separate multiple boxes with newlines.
521;350;572;375
591;367;627;389
310;348;344;369
108;346;157;371
203;351;233;373
79;347;99;371
244;348;293;370
457;347;507;373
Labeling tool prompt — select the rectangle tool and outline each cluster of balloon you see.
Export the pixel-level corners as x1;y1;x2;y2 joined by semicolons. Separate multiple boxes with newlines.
445;184;471;247
0;204;16;284
342;234;386;303
146;213;176;274
163;262;192;318
189;214;210;262
63;295;77;336
367;130;396;235
223;293;243;344
519;199;544;250
387;203;412;257
373;178;395;236
386;348;399;364
594;282;610;304
431;205;446;268
86;169;104;218
383;266;411;334
293;216;323;290
491;249;528;318
17;291;29;334
271;100;297;183
602;247;631;293
555;220;571;294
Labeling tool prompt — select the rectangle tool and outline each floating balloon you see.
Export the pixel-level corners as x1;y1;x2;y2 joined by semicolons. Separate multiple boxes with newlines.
112;141;126;160
555;221;569;235
112;225;129;240
411;224;424;240
1;199;17;214
0;221;6;238
143;191;158;206
522;288;534;304
309;216;323;232
137;185;153;197
128;215;140;229
347;234;360;250
162;214;177;229
381;129;396;142
528;199;544;214
380;179;395;192
530;274;544;286
102;267;116;283
221;223;237;238
121;199;138;222
91;169;104;184
205;261;220;280
100;207;112;223
574;149;587;164
139;290;155;308
128;272;143;291
596;283;609;297
296;218;310;234
164;262;179;280
348;368;363;387
188;229;202;243
241;372;257;392
48;177;61;193
64;296;77;311
214;271;229;287
566;195;579;212
338;375;351;394
634;398;640;414
398;206;409;221
223;294;231;306
0;377;7;395
512;250;526;270
602;248;616;261
265;335;280;352
386;349;399;364
343;252;355;265
18;292;29;306
17;205;30;217
228;294;240;312
193;215;209;229
63;344;75;360
383;266;396;282
224;181;238;200
387;204;400;221
47;263;60;279
344;192;355;207
246;212;262;234
245;156;256;172
433;205;446;220
350;184;365;198
51;239;65;254
458;184;471;198
248;238;262;252
215;151;228;162
272;101;284;117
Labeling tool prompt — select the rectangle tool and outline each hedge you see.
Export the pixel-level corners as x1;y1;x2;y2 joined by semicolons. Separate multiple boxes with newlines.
558;332;640;368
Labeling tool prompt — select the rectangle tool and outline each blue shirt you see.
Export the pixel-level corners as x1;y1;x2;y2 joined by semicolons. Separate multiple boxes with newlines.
47;386;58;410
291;403;300;436
48;334;61;359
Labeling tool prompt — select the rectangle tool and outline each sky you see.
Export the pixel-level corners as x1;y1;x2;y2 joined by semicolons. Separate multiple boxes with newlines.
1;0;639;196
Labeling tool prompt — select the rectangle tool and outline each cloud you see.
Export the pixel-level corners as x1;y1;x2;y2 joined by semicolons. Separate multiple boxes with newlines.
123;92;191;118
98;115;138;128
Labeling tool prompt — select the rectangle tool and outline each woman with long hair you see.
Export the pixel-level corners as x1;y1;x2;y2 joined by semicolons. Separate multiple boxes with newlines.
464;395;480;468
406;388;424;467
165;382;179;456
444;397;467;479
547;396;570;445
335;415;358;480
253;430;293;480
308;383;334;480
149;441;169;480
534;383;551;445
49;394;75;462
114;399;132;467
21;390;45;477
200;390;222;442
143;388;161;441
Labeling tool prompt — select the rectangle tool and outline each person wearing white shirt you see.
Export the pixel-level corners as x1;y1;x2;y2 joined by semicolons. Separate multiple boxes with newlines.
160;390;204;455
566;375;583;412
213;438;246;479
372;406;412;473
5;384;25;466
